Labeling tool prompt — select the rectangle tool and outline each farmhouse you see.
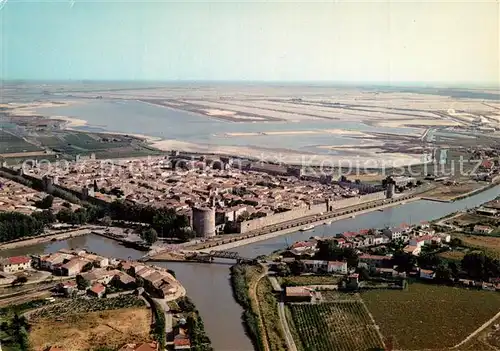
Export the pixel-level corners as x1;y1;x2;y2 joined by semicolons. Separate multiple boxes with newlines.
0;256;31;273
173;328;191;350
409;235;438;247
403;245;421;256
60;258;90;276
88;282;106;298
285;286;314;302
55;281;77;296
77;252;109;268
301;260;348;274
476;207;498;216
112;271;136;289
358;254;392;268
79;268;121;285
38;252;73;271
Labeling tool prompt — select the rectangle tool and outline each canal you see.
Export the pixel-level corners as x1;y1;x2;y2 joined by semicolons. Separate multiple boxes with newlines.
1;185;499;351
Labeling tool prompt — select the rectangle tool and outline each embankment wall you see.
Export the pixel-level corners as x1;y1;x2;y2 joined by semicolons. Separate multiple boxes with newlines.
238;191;385;233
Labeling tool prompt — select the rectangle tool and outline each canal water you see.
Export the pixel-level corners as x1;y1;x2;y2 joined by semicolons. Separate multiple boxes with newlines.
1;185;499;351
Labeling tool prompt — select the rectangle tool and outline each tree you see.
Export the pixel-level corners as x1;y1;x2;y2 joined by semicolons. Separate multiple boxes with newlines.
81;262;93;273
275;264;291;277
435;263;452;282
357;266;370;280
56;208;77;224
141;228;158;246
136;277;144;288
417;252;442;270
167;269;176;278
11;276;28;287
35;194;54;209
450;238;463;248
237;211;250;222
392;251;416;272
388;238;406;252
178;228;196;242
31;209;56;225
290;260;305;275
101;216;112;227
76;275;90;290
461;251;500;281
315;241;358;268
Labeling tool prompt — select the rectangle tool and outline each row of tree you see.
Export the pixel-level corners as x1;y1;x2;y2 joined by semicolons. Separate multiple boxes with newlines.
0;198;194;244
393;248;500;282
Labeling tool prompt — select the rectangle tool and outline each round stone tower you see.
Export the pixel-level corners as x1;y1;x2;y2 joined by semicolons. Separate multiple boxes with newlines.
192;207;216;238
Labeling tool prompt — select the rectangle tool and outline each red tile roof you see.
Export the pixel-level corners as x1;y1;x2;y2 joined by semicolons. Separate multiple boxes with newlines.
6;256;31;265
135;342;159;351
90;283;105;294
481;160;494;168
173;339;191;347
342;231;358;238
47;346;65;351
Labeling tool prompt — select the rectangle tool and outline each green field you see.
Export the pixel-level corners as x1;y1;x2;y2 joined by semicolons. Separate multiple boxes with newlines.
362;283;500;349
0;130;41;154
35;131;162;157
289;302;384;351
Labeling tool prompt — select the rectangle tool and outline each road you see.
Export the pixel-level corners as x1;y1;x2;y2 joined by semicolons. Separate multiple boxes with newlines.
277;301;298;351
153;297;173;334
452;309;500;349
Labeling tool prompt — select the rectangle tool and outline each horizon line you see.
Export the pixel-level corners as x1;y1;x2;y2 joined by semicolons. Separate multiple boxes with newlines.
1;79;499;90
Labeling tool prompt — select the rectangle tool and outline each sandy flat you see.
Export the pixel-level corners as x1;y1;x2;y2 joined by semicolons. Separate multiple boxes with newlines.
202;109;237;116
374;119;462;128
50;115;88;127
151;139;423;167
223;129;371;138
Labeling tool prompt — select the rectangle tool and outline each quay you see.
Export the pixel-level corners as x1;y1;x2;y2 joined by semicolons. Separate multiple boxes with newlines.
148;192;420;260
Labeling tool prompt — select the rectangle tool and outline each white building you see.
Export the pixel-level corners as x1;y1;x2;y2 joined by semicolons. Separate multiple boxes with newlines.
0;256;31;273
327;261;348;274
382;227;403;240
302;260;348;274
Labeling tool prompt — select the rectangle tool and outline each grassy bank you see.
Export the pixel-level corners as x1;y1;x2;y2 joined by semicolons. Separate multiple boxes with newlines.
177;296;213;351
256;277;287;351
230;264;265;351
230;264;288;351
150;299;166;349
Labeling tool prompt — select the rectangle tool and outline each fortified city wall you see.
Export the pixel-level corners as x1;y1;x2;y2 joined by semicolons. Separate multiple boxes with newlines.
238;191;385;233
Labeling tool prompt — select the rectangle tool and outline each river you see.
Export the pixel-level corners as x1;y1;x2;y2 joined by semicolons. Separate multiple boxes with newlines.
1;186;499;351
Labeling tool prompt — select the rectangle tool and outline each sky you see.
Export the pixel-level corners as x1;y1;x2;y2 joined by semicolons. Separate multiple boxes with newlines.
1;0;499;85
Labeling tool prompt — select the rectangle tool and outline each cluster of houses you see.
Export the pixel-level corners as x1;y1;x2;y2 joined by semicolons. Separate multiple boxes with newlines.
54;256;180;299
285;222;451;260
33;249;113;276
0;249;181;301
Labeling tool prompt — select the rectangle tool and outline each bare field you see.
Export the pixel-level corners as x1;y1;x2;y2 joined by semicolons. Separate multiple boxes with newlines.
454;234;500;258
438;250;466;261
420;182;484;201
29;307;152;351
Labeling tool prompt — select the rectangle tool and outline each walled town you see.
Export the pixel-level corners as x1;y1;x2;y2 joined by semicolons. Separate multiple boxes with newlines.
0;151;498;351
